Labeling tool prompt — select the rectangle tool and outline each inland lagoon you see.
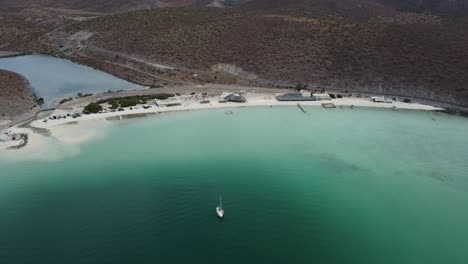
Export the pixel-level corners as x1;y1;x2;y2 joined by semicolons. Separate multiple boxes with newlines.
0;54;142;107
1;107;468;263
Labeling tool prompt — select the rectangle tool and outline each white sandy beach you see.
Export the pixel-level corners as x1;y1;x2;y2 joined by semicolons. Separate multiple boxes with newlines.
0;91;444;156
33;93;443;127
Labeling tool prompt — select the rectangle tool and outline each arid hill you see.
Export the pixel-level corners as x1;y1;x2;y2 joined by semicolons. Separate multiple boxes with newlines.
242;0;396;17
0;0;250;11
244;0;468;15
0;70;35;120
373;0;468;15
60;8;468;106
1;0;466;15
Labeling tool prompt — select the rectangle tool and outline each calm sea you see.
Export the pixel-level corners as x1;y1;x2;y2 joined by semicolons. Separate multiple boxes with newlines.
1;107;468;264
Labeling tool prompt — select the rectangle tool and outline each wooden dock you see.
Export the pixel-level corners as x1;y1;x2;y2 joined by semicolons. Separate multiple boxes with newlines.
321;102;336;108
297;103;307;113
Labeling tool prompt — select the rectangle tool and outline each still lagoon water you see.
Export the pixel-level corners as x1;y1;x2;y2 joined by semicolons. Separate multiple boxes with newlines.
1;107;468;263
0;54;142;107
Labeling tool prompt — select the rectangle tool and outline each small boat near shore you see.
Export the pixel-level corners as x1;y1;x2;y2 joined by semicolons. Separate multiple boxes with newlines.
216;196;224;219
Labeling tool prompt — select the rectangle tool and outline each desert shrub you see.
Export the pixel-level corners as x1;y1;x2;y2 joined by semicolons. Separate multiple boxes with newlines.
119;97;140;107
36;98;44;106
295;82;307;90
149;83;162;88
94;94;174;108
59;97;73;104
109;99;119;109
153;93;174;100
403;98;412;103
329;93;336;99
83;102;102;113
337;94;343;98
77;93;92;98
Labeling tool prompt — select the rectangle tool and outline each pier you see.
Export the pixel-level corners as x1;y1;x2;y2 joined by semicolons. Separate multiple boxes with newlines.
321;102;336;109
297;103;307;113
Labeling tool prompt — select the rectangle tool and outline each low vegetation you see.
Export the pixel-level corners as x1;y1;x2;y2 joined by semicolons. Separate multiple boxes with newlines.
36;98;44;106
95;93;175;108
77;93;93;98
83;102;102;114
59;97;73;104
149;84;163;89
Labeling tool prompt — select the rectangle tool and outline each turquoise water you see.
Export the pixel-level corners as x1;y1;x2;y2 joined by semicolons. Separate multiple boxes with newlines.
1;107;468;263
0;54;142;107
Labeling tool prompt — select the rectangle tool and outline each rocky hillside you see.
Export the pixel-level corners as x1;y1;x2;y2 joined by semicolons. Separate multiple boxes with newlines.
1;0;466;15
244;0;468;15
0;70;36;120
373;0;468;15
0;0;251;11
61;8;468;106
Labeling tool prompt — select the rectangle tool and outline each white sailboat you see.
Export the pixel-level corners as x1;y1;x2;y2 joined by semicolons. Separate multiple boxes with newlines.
216;196;224;218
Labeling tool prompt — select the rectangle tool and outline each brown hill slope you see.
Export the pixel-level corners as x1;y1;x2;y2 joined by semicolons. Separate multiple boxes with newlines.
373;0;468;15
242;0;396;17
63;8;468;106
1;0;466;15
243;0;468;15
0;0;241;11
0;70;35;120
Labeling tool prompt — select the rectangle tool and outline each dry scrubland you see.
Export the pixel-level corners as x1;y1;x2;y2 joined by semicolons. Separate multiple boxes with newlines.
0;7;100;52
0;10;49;52
0;0;246;11
66;8;468;106
0;70;35;119
1;0;467;14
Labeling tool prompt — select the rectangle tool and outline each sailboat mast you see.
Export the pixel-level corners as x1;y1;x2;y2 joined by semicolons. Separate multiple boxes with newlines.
220;196;222;208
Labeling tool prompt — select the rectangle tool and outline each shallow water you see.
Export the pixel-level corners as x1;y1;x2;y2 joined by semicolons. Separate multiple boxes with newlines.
1;107;468;263
0;54;142;107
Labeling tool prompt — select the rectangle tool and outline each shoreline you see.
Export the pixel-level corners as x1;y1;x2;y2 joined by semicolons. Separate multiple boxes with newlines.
0;91;445;155
0;51;31;59
32;93;444;128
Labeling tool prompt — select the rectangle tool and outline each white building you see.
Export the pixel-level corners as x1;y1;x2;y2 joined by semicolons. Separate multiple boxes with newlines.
300;89;312;97
313;93;331;100
155;99;182;107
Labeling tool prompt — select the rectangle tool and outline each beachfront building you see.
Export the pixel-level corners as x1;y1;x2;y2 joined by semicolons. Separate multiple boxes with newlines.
276;93;315;101
154;99;182;107
313;93;331;100
224;93;246;103
300;89;312;97
370;96;386;103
